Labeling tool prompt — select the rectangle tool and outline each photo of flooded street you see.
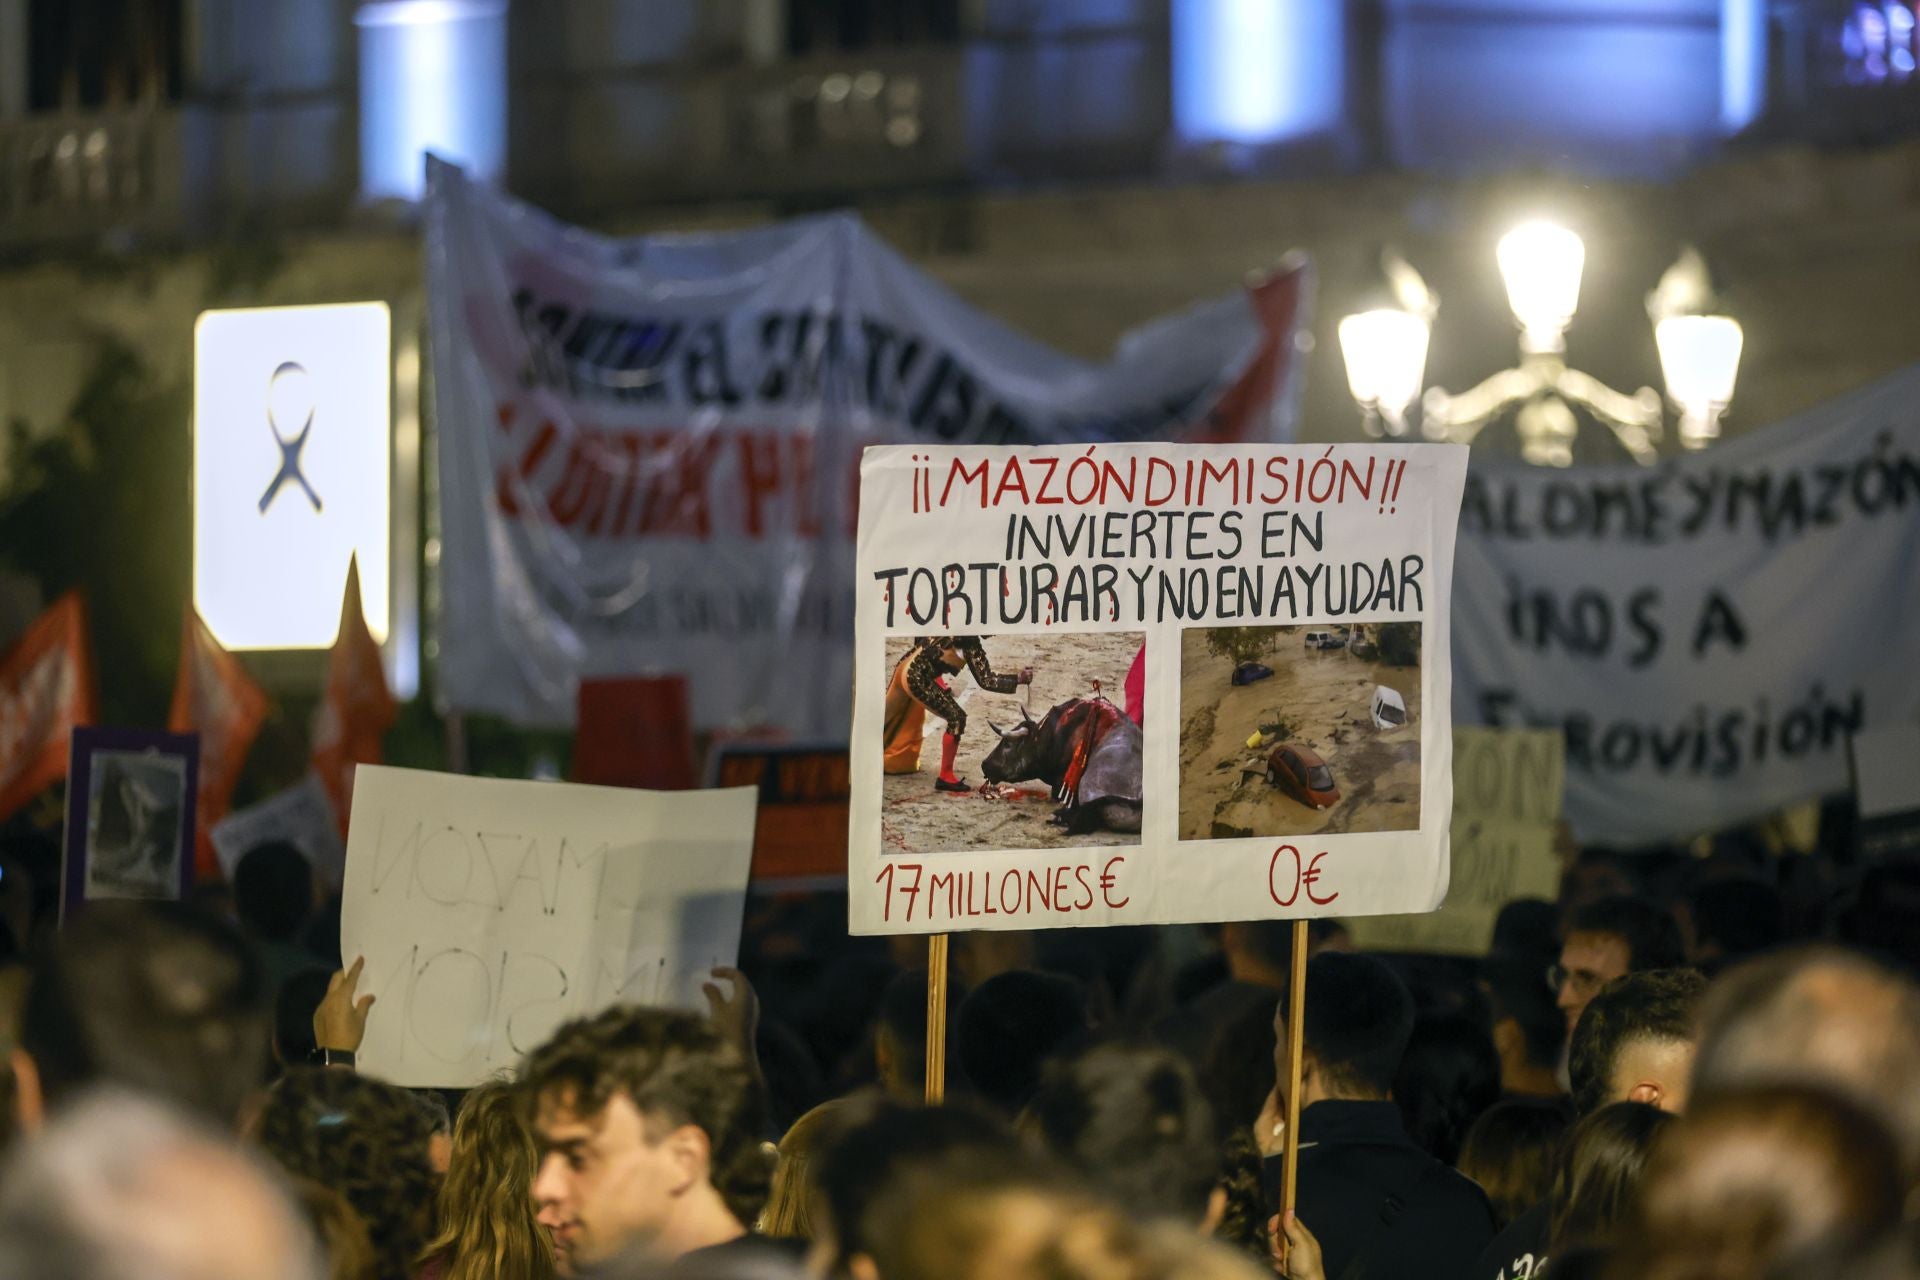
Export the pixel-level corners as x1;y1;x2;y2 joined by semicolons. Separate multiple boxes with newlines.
1179;624;1423;840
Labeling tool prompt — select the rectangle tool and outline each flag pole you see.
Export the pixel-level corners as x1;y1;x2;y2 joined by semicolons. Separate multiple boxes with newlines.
1279;919;1310;1222
925;933;950;1103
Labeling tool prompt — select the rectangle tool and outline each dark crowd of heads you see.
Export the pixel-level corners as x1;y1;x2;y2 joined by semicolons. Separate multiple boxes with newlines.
0;831;1917;1280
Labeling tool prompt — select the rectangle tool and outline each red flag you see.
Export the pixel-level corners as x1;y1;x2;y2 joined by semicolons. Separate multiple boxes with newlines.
1188;261;1308;444
310;558;395;835
168;607;269;880
0;593;98;822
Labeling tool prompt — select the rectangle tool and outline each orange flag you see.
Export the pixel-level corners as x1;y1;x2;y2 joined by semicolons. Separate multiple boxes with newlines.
0;592;98;822
310;557;395;836
168;607;270;880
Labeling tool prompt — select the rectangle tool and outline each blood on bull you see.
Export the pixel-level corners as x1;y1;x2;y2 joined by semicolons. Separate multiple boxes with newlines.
981;696;1143;835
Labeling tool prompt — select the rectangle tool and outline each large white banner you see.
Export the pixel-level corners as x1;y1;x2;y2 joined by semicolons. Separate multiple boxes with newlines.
426;159;1308;737
340;766;755;1087
1454;366;1920;845
847;443;1469;934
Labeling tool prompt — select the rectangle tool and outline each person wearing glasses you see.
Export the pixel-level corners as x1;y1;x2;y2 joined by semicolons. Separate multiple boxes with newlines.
1549;896;1685;1043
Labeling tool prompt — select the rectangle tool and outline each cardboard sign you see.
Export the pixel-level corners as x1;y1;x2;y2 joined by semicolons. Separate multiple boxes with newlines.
848;443;1470;934
1851;724;1920;860
211;772;347;888
61;727;199;920
340;766;756;1087
712;744;849;883
1342;727;1565;955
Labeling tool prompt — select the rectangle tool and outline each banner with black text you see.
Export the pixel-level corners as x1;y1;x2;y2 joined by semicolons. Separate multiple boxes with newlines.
1454;366;1920;844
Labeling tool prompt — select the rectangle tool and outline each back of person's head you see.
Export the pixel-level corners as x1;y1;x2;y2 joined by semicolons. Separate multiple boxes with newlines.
1221;920;1294;979
1567;969;1705;1117
519;1004;771;1229
288;1178;379;1280
0;1089;321;1280
1198;997;1277;1145
420;1078;553;1280
1279;952;1414;1099
1567;896;1685;972
1686;877;1785;966
1023;1043;1218;1225
232;842;314;942
1459;1097;1576;1231
1481;955;1565;1071
1843;858;1920;972
273;968;334;1067
862;1146;1267;1280
1608;1085;1903;1280
1796;1221;1920;1280
1491;898;1562;966
1392;1015;1502;1166
812;1096;1024;1274
15;901;270;1128
254;1067;438;1280
876;967;963;1100
955;970;1090;1115
903;1191;1269;1280
760;1097;850;1241
1692;945;1920;1184
1548;1101;1672;1253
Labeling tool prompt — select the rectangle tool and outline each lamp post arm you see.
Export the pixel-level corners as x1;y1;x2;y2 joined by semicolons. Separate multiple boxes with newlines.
1421;365;1543;439
1551;367;1664;465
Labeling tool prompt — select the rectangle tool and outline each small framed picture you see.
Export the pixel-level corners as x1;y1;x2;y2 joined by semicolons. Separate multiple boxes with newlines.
62;728;199;920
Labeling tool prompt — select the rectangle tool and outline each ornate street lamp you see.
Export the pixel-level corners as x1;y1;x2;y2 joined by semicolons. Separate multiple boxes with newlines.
1338;222;1744;466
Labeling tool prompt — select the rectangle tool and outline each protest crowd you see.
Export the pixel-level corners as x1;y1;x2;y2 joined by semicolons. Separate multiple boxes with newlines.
7;8;1920;1279
0;826;1917;1280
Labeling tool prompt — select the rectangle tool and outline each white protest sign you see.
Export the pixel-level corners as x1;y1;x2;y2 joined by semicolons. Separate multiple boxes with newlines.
212;773;346;888
848;443;1469;934
1343;727;1564;955
341;766;756;1087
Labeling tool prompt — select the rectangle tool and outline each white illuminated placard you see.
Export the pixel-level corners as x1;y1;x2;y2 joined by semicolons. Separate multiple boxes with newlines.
194;303;392;650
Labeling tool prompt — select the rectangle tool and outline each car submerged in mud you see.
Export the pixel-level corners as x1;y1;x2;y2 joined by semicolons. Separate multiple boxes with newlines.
1266;743;1340;809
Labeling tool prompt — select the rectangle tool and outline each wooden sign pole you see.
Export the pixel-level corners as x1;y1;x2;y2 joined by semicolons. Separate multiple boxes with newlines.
925;933;950;1103
1278;918;1310;1223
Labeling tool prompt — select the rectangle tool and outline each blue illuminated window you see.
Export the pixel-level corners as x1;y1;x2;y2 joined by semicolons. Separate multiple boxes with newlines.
357;0;507;201
1171;0;1345;145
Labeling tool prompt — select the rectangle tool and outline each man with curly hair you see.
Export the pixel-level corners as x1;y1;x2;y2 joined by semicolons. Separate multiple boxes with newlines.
521;1006;771;1271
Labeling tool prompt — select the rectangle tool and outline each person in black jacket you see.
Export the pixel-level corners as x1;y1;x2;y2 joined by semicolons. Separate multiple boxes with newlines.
1261;953;1496;1280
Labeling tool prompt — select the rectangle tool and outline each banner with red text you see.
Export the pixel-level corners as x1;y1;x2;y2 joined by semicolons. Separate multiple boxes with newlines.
847;443;1469;934
0;593;97;822
426;159;1309;736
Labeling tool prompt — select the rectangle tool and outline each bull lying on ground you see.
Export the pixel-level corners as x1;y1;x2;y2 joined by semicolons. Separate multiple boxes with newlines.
981;697;1143;835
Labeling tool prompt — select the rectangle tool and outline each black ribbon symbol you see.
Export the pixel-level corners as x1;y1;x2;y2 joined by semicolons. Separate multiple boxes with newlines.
259;360;323;514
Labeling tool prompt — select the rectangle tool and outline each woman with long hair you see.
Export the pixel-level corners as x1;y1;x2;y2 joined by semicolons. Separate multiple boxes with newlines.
417;1079;557;1280
1548;1101;1672;1255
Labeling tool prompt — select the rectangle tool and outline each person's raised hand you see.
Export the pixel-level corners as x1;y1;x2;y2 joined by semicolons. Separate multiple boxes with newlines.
1018;666;1035;686
1254;1085;1287;1158
313;956;375;1054
701;965;760;1058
